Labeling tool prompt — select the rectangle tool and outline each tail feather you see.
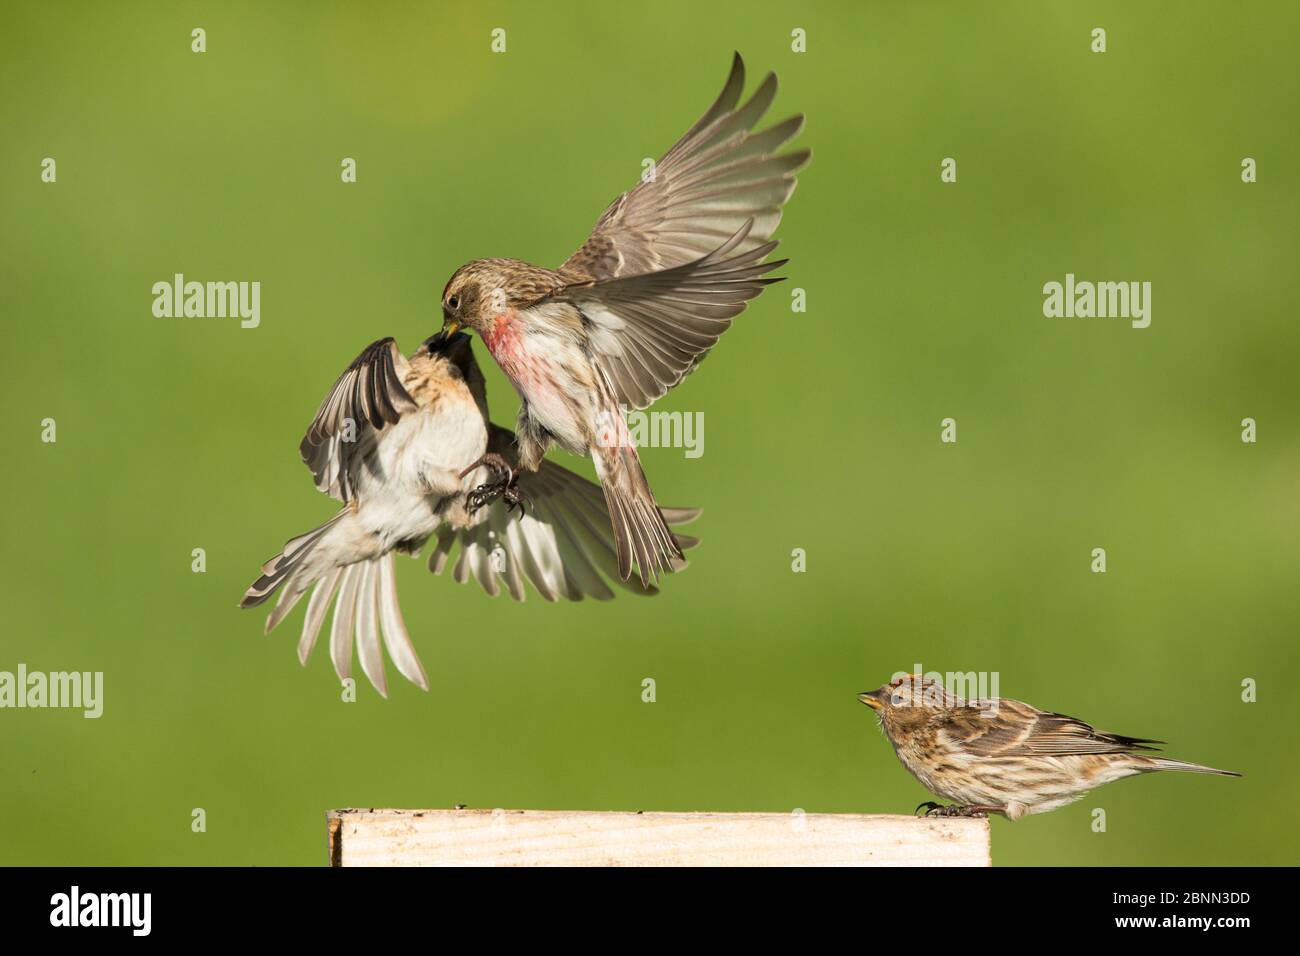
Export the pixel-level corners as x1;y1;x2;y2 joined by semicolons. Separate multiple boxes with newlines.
307;555;428;696
377;554;428;691
565;481;700;571
1150;758;1242;777
329;564;361;683
299;568;342;664
263;579;308;635
354;560;387;698
592;444;684;586
239;511;346;610
244;519;429;695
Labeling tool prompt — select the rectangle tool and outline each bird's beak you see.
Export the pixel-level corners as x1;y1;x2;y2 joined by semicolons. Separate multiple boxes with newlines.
442;318;462;338
423;328;469;354
858;690;884;711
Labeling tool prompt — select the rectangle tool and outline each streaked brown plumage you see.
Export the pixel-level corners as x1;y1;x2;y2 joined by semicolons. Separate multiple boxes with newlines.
859;674;1240;820
240;331;700;697
437;53;808;585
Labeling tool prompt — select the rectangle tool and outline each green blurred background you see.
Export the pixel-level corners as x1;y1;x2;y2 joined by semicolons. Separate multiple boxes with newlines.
2;1;1297;866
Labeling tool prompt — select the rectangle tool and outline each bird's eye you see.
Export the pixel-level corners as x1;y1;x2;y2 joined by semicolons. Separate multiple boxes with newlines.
447;294;460;311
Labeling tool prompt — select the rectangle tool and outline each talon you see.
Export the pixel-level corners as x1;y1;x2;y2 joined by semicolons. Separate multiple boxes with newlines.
503;484;528;519
459;452;528;517
915;801;942;817
467;482;499;515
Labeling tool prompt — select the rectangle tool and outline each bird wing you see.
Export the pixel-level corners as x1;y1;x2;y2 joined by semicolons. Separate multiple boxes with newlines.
545;224;786;411
938;700;1166;757
540;53;807;413
427;425;701;600
560;52;807;281
298;338;419;502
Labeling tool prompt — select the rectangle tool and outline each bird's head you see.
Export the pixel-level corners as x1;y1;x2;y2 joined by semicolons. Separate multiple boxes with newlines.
420;327;486;410
439;260;516;338
421;326;472;366
858;674;953;729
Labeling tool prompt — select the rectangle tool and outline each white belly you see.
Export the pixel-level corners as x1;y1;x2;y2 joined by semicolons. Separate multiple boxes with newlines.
351;400;489;549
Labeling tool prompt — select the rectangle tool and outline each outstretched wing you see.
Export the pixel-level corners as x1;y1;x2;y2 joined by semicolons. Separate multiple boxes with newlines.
561;52;808;281
551;221;785;410
299;338;419;502
427;426;701;601
539;53;806;412
938;699;1166;757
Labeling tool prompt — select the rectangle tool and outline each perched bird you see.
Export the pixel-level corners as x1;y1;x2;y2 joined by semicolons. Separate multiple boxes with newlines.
859;674;1240;820
239;331;699;696
437;53;808;585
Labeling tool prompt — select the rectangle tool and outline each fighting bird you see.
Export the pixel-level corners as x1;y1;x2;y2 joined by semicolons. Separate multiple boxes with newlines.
239;332;699;696
437;53;808;585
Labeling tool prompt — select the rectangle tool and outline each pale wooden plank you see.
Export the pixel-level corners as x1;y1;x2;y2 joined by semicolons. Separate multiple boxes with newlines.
327;809;990;867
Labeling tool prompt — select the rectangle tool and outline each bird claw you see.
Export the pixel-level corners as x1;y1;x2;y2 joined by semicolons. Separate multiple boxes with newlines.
916;803;988;819
503;483;527;518
466;485;494;514
471;480;526;518
462;453;527;519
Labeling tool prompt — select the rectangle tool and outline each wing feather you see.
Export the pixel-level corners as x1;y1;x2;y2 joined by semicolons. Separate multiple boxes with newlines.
940;701;1166;757
561;53;807;281
299;338;419;501
430;427;700;600
550;222;786;409
534;55;804;412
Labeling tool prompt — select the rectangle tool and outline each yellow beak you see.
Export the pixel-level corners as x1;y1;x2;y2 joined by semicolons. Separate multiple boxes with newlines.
442;318;461;337
858;691;884;710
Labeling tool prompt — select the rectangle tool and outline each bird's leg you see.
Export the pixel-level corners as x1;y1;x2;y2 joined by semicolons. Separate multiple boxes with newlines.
459;452;511;483
460;453;527;517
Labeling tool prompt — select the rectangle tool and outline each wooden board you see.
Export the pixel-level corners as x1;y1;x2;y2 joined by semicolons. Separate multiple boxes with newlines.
327;808;990;867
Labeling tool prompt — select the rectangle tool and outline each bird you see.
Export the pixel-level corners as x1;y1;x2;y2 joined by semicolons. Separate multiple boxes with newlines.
436;52;808;586
858;674;1240;820
239;330;700;697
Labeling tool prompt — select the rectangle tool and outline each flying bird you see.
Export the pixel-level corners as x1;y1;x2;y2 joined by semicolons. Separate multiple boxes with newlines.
438;53;808;585
859;674;1240;820
239;331;699;696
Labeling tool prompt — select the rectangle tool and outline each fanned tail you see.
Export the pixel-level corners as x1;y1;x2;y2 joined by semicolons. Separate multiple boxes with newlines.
591;442;684;587
241;519;428;697
304;553;429;698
